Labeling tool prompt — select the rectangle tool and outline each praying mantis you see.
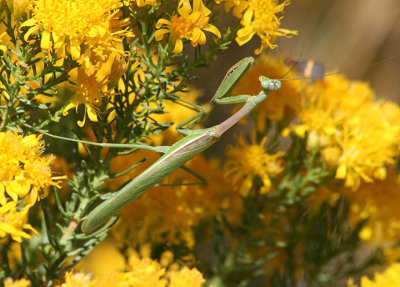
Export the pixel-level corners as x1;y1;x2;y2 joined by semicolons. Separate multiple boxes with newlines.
80;56;282;234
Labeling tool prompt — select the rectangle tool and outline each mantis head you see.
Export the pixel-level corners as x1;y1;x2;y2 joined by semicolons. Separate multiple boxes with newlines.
259;76;282;91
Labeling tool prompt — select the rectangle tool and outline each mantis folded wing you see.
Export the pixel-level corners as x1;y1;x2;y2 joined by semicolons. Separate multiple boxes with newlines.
81;57;282;234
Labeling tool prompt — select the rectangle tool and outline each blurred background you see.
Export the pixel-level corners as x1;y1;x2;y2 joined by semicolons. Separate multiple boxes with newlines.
194;0;400;102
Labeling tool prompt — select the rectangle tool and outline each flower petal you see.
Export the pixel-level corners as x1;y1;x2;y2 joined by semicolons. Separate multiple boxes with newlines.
155;29;170;41
203;24;221;38
155;18;171;29
172;39;183;53
40;31;51;50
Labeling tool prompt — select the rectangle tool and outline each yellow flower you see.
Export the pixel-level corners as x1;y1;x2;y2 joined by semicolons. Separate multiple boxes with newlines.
4;278;31;287
335;101;400;188
7;0;29;19
21;0;131;61
0;202;37;243
155;0;221;53
126;255;167;287
232;55;302;128
224;0;297;54
1;242;22;271
63;65;110;127
224;136;285;196
345;171;400;244
168;267;205;287
126;0;157;7
294;75;400;189
77;240;126;275
348;263;400;287
59;271;93;287
0;131;64;206
71;247;207;287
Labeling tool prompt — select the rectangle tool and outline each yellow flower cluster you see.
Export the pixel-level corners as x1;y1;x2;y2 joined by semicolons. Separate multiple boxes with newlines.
21;0;128;61
222;0;297;54
0;131;62;206
348;263;400;287
59;267;205;287
0;131;63;242
4;277;31;287
155;0;221;53
291;75;400;190
61;244;206;287
224;136;285;196
345;171;400;247
20;0;132;127
0;202;37;243
126;0;157;8
155;0;295;54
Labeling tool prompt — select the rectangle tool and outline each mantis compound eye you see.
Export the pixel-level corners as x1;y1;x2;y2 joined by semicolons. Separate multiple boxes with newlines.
259;76;282;91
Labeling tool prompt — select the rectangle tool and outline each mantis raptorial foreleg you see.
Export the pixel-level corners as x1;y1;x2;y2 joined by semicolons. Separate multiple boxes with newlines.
80;56;282;234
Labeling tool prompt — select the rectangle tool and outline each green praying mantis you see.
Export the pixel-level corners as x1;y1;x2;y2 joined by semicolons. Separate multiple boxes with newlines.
79;56;282;234
25;57;283;234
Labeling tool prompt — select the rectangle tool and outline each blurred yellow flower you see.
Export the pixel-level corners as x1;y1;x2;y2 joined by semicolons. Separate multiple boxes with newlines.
224;0;297;54
126;0;157;7
0;242;22;272
346;171;400;245
348;263;400;287
126;255;167;287
7;0;29;19
168;267;205;287
155;0;221;53
4;278;31;287
0;131;64;206
59;272;93;287
77;240;126;275
65;247;207;287
224;136;285;196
